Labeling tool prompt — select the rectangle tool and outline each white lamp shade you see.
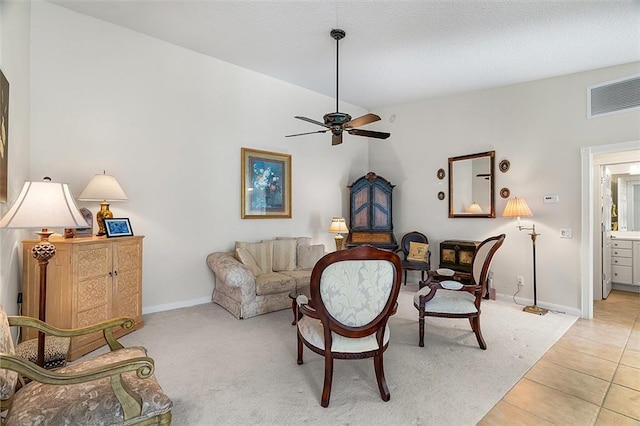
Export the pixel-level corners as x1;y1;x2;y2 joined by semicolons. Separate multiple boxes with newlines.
329;217;349;233
78;173;128;202
502;197;533;218
0;181;89;229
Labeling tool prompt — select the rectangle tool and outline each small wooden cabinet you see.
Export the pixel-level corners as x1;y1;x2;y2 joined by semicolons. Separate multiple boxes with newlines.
21;236;144;360
439;239;479;273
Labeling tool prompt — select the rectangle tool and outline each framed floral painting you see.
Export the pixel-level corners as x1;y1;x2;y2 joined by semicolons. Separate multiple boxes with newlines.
241;148;291;219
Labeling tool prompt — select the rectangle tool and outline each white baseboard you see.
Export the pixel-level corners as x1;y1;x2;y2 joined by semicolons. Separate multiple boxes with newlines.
142;297;211;315
495;293;581;317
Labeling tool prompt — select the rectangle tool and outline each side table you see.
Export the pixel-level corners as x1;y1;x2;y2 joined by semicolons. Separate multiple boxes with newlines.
288;286;311;325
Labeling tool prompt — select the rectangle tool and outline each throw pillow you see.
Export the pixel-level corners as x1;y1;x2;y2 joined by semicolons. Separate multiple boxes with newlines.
272;239;297;272
407;241;429;262
298;244;325;270
236;248;263;277
236;240;273;273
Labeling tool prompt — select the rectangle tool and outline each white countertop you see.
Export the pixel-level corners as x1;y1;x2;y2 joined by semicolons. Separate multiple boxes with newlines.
612;231;640;241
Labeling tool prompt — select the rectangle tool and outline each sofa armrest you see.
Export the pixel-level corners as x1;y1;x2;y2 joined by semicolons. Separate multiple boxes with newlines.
206;252;256;289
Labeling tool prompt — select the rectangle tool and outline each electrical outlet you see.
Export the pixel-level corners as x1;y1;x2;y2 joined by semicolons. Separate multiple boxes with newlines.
517;276;524;288
560;228;572;239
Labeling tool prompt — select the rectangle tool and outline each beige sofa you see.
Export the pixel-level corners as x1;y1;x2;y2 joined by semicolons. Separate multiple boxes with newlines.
206;237;324;319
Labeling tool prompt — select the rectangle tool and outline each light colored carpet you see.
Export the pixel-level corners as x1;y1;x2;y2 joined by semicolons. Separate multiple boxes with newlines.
94;286;577;425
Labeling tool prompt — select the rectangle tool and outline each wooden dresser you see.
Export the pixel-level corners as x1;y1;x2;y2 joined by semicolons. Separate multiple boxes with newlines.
21;235;144;360
439;239;479;273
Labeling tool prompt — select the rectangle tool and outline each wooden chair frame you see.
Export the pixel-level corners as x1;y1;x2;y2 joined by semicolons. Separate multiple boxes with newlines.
296;245;402;407
396;231;431;285
414;234;505;350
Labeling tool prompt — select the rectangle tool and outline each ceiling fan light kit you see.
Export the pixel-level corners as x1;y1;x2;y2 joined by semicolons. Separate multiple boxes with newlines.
286;29;391;145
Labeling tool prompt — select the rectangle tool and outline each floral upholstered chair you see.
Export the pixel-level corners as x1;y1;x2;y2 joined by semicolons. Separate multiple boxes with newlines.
414;234;505;349
296;245;402;407
0;305;172;425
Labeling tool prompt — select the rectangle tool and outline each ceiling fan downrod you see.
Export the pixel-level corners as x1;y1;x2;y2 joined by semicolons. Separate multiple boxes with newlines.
331;29;345;113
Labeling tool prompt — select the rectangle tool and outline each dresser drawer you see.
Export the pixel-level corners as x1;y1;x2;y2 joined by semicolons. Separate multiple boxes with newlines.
612;265;632;284
612;248;632;258
611;240;633;249
611;256;633;267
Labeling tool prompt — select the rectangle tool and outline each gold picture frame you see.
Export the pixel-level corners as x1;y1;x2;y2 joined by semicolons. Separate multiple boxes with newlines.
241;148;292;219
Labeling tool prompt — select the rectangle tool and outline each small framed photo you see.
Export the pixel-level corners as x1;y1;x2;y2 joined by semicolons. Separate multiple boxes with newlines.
103;218;133;238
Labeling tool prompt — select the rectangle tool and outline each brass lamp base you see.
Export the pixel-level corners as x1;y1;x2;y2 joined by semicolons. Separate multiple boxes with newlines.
334;235;345;251
523;305;548;316
96;201;113;236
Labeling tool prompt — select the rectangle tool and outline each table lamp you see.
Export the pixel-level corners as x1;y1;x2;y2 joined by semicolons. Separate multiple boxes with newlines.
502;197;547;315
78;171;128;236
0;178;88;366
329;217;349;251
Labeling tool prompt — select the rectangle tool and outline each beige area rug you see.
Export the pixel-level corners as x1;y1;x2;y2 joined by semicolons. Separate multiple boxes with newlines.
97;286;577;425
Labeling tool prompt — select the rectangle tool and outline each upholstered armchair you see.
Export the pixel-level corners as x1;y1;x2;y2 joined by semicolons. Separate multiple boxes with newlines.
296;245;402;407
413;234;505;349
0;306;172;425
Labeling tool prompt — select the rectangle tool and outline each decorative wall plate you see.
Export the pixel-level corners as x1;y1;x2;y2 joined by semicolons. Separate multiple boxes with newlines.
500;187;511;198
499;159;510;173
437;168;445;180
438;191;445;200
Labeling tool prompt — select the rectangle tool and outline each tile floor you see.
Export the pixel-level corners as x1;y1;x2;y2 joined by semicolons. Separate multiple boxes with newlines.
480;290;640;425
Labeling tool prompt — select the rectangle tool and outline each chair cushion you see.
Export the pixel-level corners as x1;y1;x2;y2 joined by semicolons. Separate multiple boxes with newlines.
5;346;172;426
15;336;71;369
413;286;478;314
0;305;18;401
297;316;390;353
407;241;429;262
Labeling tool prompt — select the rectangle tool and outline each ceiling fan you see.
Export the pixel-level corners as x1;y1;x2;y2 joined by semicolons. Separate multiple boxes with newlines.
285;29;391;146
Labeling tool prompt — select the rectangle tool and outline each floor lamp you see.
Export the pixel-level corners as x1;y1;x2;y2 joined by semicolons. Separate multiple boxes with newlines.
0;179;88;366
502;197;548;315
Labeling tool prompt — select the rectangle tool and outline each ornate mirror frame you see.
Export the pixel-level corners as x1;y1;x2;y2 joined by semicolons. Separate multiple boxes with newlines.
448;151;495;218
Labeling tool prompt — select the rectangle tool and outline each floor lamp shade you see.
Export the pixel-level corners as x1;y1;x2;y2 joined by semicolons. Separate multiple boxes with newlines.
78;172;128;236
0;180;88;367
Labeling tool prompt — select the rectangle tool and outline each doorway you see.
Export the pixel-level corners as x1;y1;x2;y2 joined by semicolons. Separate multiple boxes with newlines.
581;141;640;318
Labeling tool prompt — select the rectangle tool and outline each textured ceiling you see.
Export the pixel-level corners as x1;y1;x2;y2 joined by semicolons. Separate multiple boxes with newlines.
49;0;640;110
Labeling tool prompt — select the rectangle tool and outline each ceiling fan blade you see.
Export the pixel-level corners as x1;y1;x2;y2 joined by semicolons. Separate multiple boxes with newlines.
285;130;329;137
345;113;381;129
294;116;329;128
347;128;391;139
332;133;343;145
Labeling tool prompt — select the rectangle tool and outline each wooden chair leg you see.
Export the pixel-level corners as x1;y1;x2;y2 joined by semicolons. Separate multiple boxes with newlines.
321;355;334;407
418;307;425;347
373;352;390;401
403;270;408;285
297;333;304;365
469;316;487;350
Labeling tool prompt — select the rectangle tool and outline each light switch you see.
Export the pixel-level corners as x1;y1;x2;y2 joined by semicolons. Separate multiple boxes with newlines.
560;228;572;238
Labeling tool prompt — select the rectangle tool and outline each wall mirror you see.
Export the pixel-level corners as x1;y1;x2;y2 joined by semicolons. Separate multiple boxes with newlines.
448;151;495;218
611;163;640;231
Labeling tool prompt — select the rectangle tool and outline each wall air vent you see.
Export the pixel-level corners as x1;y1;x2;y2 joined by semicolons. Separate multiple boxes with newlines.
588;74;640;119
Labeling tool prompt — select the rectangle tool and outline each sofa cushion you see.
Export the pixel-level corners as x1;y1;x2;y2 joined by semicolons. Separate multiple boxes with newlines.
272;239;297;272
235;248;263;276
236;240;273;273
255;272;296;296
280;269;313;288
298;244;325;270
276;236;311;248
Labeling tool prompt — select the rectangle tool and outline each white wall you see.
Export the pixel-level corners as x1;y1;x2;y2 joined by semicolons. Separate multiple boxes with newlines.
0;0;31;316
371;62;640;313
25;2;369;312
